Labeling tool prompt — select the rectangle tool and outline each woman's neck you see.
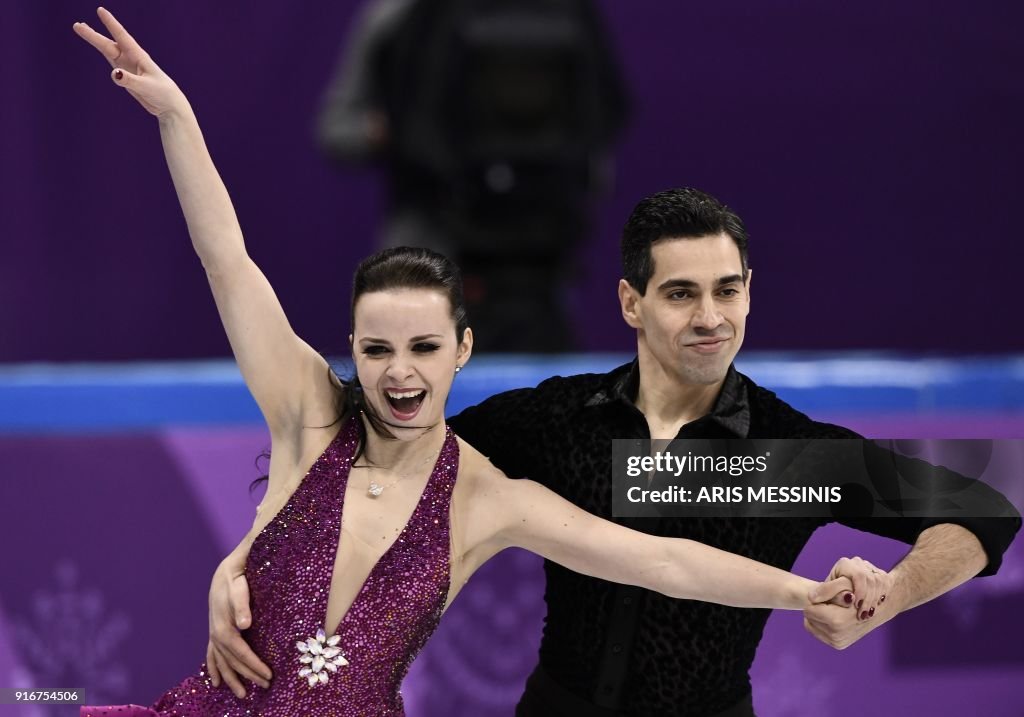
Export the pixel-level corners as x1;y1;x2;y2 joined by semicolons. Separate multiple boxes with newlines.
357;413;446;472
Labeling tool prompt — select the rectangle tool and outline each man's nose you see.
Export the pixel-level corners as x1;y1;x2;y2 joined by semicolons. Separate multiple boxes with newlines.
692;295;725;329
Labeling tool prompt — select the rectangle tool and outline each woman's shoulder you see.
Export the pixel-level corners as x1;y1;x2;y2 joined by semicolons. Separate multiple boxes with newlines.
451;433;533;510
452;434;506;483
451;431;553;523
449;433;533;554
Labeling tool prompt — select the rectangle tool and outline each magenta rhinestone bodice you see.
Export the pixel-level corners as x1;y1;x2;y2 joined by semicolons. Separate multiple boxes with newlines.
144;417;457;716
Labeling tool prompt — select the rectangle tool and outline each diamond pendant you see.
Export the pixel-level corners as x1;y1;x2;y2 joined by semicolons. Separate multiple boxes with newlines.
367;482;384;497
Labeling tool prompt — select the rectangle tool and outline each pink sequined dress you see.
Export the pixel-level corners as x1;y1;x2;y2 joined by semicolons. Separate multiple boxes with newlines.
82;416;459;716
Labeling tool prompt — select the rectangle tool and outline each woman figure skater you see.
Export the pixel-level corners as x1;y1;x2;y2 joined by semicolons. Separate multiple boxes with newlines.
73;8;884;716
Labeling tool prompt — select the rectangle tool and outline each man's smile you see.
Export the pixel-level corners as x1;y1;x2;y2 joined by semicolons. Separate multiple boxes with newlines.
683;337;730;354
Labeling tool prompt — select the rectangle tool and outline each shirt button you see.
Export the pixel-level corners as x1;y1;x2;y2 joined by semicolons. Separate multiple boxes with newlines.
602;685;613;695
623;596;633;606
612;643;623;654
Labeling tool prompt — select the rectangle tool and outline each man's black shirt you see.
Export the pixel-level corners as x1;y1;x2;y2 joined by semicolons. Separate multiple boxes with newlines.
447;360;1020;716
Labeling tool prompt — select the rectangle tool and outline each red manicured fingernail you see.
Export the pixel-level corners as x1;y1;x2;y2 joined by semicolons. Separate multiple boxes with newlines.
860;611;868;620
843;593;853;604
114;69;123;80
869;607;876;617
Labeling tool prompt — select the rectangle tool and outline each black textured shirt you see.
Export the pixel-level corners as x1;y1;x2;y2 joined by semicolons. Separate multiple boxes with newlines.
448;360;1021;717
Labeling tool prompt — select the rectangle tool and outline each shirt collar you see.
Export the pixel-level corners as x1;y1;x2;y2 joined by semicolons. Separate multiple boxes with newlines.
586;358;751;437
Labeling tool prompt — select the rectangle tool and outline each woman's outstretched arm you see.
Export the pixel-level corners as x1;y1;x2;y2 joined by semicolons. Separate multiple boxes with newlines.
74;8;333;435
468;467;885;611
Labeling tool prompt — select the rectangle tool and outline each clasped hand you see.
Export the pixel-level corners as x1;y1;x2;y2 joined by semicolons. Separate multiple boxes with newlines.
805;556;895;650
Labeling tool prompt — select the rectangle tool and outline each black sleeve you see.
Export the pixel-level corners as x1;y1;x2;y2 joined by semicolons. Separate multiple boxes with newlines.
835;441;1021;577
447;386;545;482
920;516;1020;577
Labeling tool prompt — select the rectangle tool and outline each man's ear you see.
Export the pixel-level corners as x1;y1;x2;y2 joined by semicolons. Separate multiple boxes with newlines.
745;269;752;306
618;279;643;329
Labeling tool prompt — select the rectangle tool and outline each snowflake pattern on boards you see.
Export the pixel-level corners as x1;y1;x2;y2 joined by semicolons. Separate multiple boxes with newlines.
11;560;132;714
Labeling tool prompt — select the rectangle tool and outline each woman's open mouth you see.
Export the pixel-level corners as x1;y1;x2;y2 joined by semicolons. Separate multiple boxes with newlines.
384;389;427;420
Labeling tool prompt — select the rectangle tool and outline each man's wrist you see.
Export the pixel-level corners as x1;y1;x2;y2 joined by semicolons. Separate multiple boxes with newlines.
884;564;913;616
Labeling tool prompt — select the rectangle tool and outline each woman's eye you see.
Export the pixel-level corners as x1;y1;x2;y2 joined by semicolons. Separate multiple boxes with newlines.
363;346;389;356
413;343;440;353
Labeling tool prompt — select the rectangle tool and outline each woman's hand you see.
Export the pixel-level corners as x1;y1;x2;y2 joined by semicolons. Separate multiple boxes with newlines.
73;7;188;117
807;574;855;607
818;556;892;620
206;552;272;698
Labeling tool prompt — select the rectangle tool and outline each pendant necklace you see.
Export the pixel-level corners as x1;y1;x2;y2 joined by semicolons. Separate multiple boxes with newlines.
357;444;441;498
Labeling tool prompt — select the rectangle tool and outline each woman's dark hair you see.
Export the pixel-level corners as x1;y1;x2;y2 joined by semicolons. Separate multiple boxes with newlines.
621;187;750;295
350;246;469;343
249;247;468;493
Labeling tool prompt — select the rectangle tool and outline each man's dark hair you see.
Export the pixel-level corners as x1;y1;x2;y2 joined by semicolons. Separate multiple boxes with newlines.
621;187;750;294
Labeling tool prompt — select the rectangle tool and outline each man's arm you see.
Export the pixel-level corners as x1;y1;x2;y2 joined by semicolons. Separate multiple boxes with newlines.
806;434;1022;648
805;522;992;649
888;522;988;610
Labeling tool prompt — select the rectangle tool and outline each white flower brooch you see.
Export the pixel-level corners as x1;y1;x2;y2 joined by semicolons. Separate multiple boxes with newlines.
296;627;349;686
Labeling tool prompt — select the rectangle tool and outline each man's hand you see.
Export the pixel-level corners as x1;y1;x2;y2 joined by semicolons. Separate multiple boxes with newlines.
804;556;895;650
207;550;271;698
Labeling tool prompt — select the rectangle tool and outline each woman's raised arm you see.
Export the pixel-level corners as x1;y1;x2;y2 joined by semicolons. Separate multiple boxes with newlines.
74;8;333;433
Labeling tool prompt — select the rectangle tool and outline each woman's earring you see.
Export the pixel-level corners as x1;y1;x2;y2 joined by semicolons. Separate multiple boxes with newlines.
454;365;462;375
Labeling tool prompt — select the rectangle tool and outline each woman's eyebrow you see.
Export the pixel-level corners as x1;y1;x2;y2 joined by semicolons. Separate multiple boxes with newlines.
359;334;443;344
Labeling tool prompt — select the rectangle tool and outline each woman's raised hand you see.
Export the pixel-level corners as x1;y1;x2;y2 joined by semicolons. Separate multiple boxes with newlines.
73;7;187;117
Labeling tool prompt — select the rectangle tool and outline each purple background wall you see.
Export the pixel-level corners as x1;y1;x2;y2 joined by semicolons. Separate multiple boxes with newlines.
2;2;1023;715
3;1;1023;362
